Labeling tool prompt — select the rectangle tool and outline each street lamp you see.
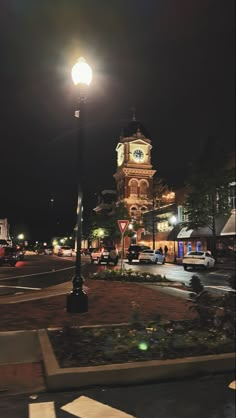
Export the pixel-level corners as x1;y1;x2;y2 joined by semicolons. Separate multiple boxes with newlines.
67;57;92;313
169;215;177;263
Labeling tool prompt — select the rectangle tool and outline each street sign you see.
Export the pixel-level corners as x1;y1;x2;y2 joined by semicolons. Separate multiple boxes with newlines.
118;220;129;235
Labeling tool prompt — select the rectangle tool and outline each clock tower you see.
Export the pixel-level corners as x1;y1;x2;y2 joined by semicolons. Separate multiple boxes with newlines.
114;116;156;223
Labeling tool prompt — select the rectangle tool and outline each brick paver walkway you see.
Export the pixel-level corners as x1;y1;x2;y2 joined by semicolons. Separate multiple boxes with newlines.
0;362;46;395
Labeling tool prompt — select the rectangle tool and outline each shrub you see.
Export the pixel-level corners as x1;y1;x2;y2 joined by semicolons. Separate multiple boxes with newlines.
228;273;236;290
89;268;169;283
188;276;217;326
188;275;204;295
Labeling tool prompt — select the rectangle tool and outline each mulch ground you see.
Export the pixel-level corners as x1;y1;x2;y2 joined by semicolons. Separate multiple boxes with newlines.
0;279;196;332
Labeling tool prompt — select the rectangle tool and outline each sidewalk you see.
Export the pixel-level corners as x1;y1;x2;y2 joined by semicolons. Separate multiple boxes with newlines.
0;278;196;395
0;280;73;305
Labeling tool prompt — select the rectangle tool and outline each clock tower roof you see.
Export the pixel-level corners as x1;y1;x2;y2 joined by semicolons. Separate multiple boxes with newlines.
121;119;150;140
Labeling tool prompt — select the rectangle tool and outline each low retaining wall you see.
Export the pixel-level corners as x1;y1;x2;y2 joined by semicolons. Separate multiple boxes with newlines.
38;329;235;392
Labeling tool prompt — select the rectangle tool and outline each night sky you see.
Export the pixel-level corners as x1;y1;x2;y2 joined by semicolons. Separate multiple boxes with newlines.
0;0;234;240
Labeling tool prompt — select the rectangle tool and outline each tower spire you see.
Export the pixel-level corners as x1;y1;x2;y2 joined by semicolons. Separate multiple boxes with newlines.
131;105;136;121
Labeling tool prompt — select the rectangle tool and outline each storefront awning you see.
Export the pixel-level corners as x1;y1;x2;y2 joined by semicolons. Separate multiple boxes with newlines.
220;210;236;236
177;227;194;239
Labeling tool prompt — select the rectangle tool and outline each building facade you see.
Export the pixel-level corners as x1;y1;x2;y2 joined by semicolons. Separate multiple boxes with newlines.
0;218;11;245
93;117;235;260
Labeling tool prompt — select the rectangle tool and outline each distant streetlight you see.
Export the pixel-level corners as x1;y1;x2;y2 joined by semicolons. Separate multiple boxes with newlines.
169;215;177;263
67;57;92;313
128;223;137;244
97;228;105;248
18;234;24;240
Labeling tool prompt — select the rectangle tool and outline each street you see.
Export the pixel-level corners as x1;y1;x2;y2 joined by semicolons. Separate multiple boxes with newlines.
0;373;235;417
0;253;233;297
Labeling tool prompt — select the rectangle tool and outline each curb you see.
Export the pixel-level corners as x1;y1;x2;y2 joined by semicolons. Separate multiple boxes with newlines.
38;329;236;391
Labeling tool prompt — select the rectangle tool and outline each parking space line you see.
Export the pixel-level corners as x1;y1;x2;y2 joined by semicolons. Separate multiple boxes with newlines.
0;266;74;282
0;285;41;290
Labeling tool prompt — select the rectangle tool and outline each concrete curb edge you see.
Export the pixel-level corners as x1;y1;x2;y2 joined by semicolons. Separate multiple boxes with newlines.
38;329;236;391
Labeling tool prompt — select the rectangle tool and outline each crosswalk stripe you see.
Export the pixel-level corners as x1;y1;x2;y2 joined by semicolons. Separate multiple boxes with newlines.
228;380;236;390
61;395;135;417
29;402;56;418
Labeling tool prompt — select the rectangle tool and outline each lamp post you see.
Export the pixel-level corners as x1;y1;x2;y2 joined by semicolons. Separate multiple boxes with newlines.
67;57;92;313
169;215;177;263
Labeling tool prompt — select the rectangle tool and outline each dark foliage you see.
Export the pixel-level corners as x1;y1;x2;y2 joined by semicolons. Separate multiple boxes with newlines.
48;320;235;368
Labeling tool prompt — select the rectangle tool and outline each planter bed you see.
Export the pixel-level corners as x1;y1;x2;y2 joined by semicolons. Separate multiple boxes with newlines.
48;320;235;368
38;323;235;391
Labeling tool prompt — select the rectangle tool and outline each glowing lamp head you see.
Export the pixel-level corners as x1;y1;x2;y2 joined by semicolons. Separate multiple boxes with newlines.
71;57;92;86
170;215;177;225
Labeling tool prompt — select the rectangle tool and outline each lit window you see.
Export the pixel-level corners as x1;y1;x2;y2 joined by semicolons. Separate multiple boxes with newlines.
140;181;148;196
130;180;138;195
130;206;137;217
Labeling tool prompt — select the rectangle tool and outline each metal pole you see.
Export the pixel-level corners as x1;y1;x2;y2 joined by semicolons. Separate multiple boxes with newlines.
152;196;155;250
121;233;124;272
173;240;177;263
67;89;88;313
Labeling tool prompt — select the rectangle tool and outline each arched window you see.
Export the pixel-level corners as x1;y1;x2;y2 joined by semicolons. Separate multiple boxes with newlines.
130;180;138;195
130;206;137;217
140;180;148;196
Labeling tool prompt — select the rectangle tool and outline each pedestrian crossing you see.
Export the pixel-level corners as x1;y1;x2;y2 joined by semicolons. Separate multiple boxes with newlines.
28;396;134;418
29;401;56;418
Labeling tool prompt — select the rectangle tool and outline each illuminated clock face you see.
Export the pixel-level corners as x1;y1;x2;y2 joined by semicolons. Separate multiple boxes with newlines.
133;149;144;162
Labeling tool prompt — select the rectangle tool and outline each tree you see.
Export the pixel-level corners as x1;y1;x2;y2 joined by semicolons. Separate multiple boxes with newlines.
90;202;130;245
152;176;169;209
142;176;170;249
183;137;234;258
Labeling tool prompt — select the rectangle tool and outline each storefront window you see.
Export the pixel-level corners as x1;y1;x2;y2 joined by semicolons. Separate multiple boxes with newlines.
179;241;184;257
196;241;201;251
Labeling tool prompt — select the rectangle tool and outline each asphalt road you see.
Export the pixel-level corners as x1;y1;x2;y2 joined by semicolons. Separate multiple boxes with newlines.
0;373;235;418
0;253;233;297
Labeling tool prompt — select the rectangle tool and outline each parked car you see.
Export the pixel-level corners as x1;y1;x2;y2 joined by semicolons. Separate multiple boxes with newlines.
0;239;9;247
126;245;151;263
44;246;53;255
182;251;215;270
139;249;166;264
57;246;73;257
0;246;19;266
35;247;46;255
90;247;119;265
15;245;25;260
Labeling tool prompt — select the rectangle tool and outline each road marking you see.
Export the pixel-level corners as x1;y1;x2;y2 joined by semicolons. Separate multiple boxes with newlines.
204;285;232;292
228;380;236;390
209;271;230;277
0;266;74;282
29;401;56;418
0;285;41;290
61;395;135;417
